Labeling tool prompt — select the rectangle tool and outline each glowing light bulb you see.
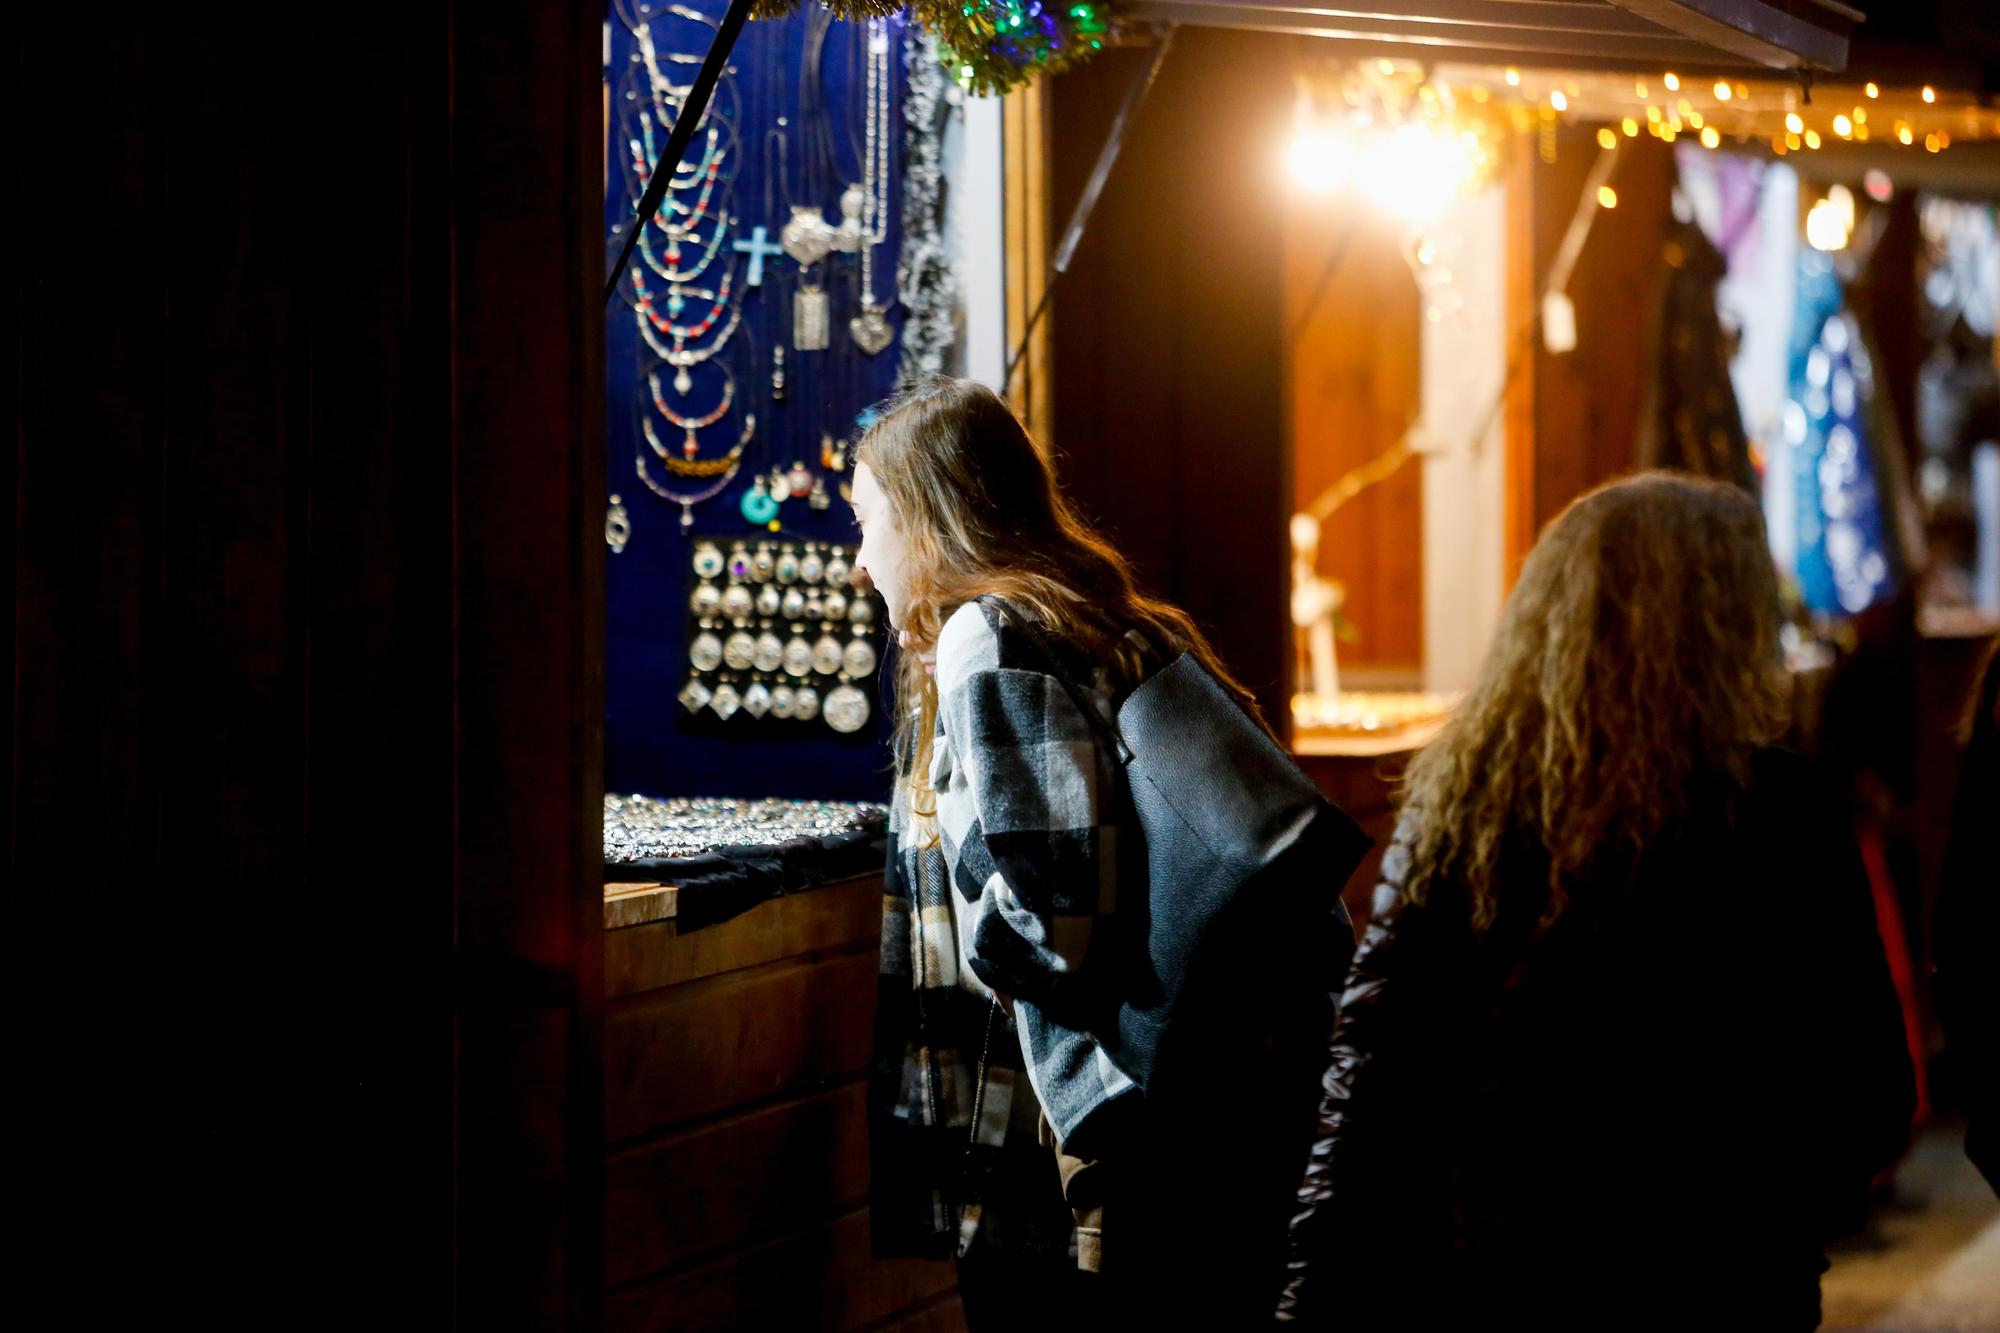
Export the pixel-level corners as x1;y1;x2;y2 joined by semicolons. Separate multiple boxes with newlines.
1806;197;1849;251
1700;126;1721;149
1785;112;1804;134
1597;127;1617;149
1378;59;1396;76
1635;81;1649;99
1922;86;1936;103
1664;72;1679;91
1714;81;1732;101
1897;123;1914;145
1621;117;1639;137
1805;129;1822;149
1504;68;1520;86
1833;114;1853;136
1550;90;1568;111
1287;130;1356;193
1597;186;1618;209
1925;132;1942;152
1864;82;1880;99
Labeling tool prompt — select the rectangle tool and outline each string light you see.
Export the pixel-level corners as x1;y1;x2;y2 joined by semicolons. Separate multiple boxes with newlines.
1898;123;1914;145
1504;67;1520;86
1805;129;1822;149
1621;116;1639;137
1688;111;1704;129
1865;82;1880;99
1833;114;1853;137
1597;186;1618;209
1700;125;1721;149
1925;132;1942;152
1550;90;1568;111
1635;80;1649;99
1663;71;1679;91
1714;81;1732;101
1596;126;1617;149
1785;112;1804;134
1922;85;1937;103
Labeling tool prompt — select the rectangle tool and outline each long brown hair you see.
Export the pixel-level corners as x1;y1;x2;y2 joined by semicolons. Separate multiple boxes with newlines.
854;376;1267;844
1399;472;1788;931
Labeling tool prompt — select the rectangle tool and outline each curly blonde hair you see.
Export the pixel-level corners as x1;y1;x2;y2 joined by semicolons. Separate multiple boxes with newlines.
854;376;1270;847
1399;472;1788;931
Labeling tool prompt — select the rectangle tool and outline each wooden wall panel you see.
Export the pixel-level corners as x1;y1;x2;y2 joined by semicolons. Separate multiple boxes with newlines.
1523;129;1679;533
604;1208;959;1333
1285;203;1426;676
606;947;879;1143
1046;31;1297;732
14;5;604;1324
606;1080;870;1285
606;874;884;998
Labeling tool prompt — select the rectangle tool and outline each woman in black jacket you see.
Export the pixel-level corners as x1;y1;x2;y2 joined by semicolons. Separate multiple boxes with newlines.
1279;473;1913;1330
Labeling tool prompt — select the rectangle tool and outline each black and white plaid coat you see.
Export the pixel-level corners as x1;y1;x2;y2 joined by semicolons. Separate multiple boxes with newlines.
869;598;1143;1261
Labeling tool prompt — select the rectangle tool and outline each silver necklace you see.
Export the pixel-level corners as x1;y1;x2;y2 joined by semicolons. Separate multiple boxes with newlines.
850;20;894;356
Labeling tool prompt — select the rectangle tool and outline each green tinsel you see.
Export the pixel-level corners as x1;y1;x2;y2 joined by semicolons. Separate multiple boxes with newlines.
749;0;1116;96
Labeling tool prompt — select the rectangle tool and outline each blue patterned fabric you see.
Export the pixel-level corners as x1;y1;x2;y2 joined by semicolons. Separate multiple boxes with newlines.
1785;251;1899;615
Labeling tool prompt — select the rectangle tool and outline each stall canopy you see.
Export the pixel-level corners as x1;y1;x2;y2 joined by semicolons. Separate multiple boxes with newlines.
1120;0;1863;72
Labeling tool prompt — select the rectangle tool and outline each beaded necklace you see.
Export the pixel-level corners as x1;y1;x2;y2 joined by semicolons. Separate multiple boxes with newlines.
643;412;755;477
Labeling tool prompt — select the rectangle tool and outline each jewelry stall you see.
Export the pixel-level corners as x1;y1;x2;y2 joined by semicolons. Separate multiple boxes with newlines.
592;0;1978;1326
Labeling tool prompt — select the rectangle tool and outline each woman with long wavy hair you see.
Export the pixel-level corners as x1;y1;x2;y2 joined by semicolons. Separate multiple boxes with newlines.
854;376;1351;1328
1279;473;1914;1329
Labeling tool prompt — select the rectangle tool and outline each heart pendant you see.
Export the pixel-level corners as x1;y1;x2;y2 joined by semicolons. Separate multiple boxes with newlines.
848;305;894;356
780;206;835;266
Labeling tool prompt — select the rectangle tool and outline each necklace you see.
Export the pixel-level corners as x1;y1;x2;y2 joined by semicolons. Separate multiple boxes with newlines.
630;264;736;339
648;364;736;445
638;209;732;283
634;448;740;533
636;305;744;391
643;411;755;476
850;20;895;356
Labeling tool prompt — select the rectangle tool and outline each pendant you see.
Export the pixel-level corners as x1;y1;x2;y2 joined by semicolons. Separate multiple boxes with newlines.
780;206;835;266
710;681;743;721
794;284;830;351
739;476;779;525
843;637;878;678
787;461;814;499
833;186;866;254
823;683;872;734
723;631;757;671
782;636;814;678
822;590;848;621
741;681;773;719
721;584;754;619
849;303;895;357
690;584;721;617
812;634;845;676
770;684;796;719
691;542;725;579
755;584;781;617
792;685;822;721
689;632;724;673
678;677;714;715
752;632;785;674
605;493;631;553
770;344;786;402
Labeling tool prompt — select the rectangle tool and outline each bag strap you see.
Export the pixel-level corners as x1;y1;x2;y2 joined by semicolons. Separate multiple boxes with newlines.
975;595;1134;765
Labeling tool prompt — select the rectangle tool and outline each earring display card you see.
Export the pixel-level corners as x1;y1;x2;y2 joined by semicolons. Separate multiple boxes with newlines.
679;535;881;738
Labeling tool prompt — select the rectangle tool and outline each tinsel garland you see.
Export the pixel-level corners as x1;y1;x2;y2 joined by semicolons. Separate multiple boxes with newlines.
749;0;1116;96
897;30;959;386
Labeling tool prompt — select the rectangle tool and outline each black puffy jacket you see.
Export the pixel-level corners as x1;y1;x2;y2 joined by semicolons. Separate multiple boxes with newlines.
1278;747;1912;1330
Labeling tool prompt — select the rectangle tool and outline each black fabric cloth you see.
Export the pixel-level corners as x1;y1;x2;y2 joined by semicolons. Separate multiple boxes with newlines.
1279;747;1914;1330
607;816;888;932
1935;638;2000;1193
1636;218;1759;495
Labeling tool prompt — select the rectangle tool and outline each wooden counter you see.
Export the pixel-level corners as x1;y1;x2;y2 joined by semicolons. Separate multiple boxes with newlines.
601;871;965;1333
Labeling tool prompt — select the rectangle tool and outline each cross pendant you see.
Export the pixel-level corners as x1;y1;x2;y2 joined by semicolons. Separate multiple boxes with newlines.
732;225;785;288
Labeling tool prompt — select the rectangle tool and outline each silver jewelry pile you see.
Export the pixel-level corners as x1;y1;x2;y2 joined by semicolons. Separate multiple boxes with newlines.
605;792;887;861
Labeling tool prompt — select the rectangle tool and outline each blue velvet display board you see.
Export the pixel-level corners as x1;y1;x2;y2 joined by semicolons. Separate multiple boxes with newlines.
605;3;908;802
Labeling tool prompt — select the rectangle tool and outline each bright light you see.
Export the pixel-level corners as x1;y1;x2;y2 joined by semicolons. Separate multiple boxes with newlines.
1378;58;1397;76
1926;132;1942;152
1647;105;1662;124
1714;81;1732;101
1805;129;1822;149
1864;82;1880;99
1786;131;1802;150
1898;123;1914;144
1355;122;1481;226
1597;127;1617;149
1863;169;1893;202
1635;81;1649;99
1288;130;1356;193
1622;116;1639;137
1806;197;1849;251
1688;111;1704;129
1664;72;1680;91
1827;184;1856;232
1597;186;1618;209
1700;126;1721;149
1922;85;1936;103
1785;112;1804;134
1504;67;1520;86
1853;107;1867;125
1550;90;1568;111
1833;114;1853;136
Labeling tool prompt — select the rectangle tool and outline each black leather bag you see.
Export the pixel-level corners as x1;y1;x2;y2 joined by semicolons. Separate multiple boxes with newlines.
976;597;1369;1096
